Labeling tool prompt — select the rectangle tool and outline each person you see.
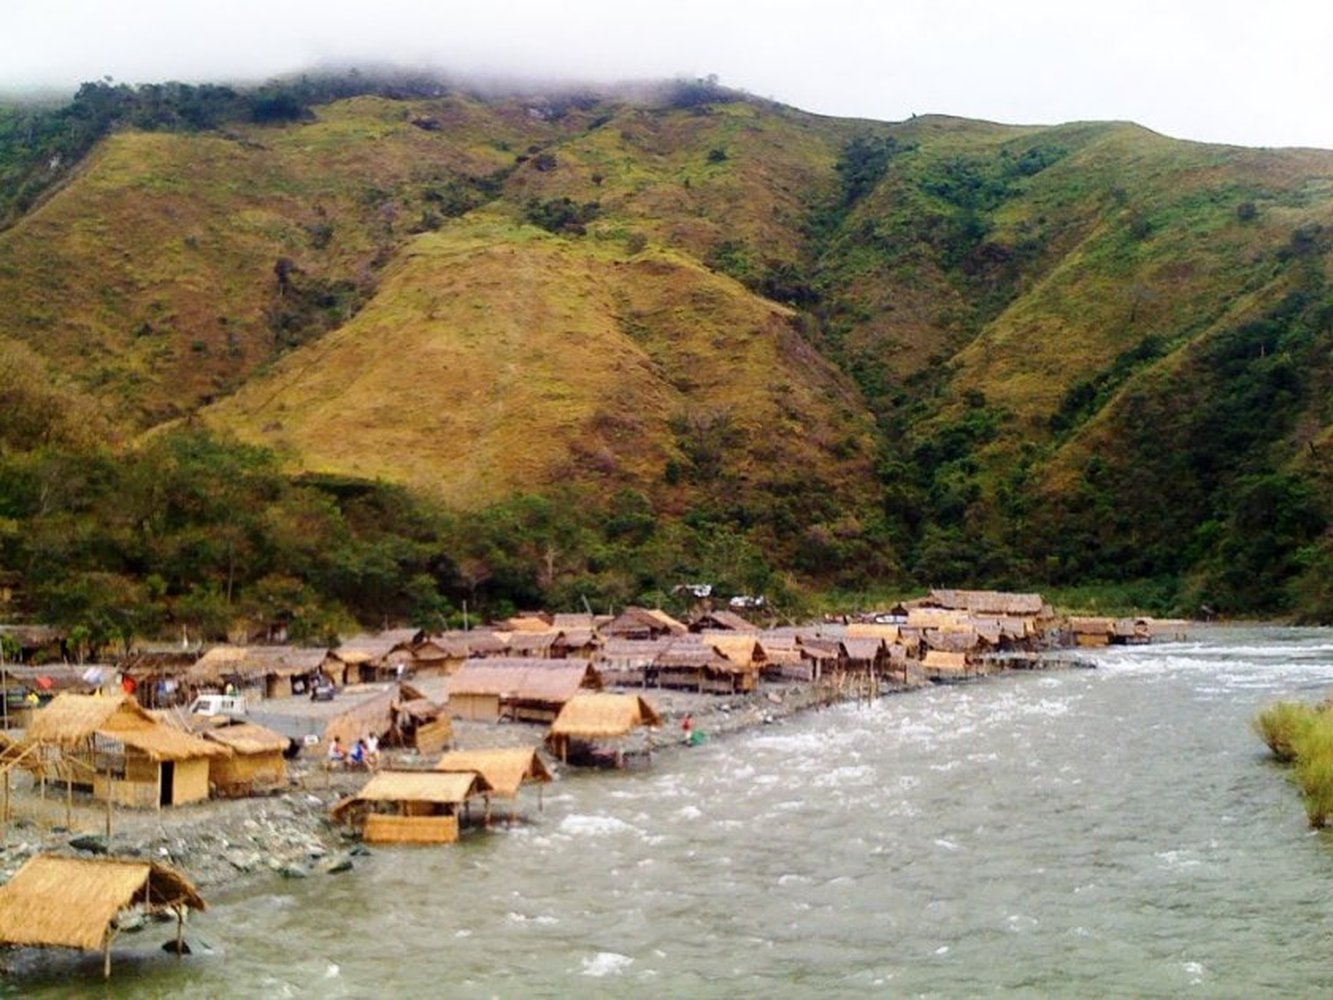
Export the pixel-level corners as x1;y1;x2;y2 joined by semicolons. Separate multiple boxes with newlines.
224;681;237;696
681;712;694;745
349;739;367;768
327;736;346;767
365;732;380;768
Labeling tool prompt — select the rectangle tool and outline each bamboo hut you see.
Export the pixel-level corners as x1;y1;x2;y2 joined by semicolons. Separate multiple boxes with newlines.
24;694;228;808
922;650;970;682
1069;617;1115;647
200;722;290;797
330;769;491;844
545;693;663;765
0;854;206;978
599;607;689;640
446;659;603;723
435;747;552;824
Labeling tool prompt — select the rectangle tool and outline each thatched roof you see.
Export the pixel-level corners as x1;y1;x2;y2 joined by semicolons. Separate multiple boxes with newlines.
329;629;421;665
501;615;553;633
551;613;596;630
1069;616;1115;635
188;645;325;684
600;607;688;638
201;722;290;755
690;610;758;633
704;634;765;667
926;589;1046;617
596;639;665;666
652;641;735;671
505;631;560;656
846;623;901;642
923;650;968;671
547;693;663;740
0;855;205;952
330;769;490;820
435;747;552;797
25;694;226;760
840;637;886;661
447;659;602;702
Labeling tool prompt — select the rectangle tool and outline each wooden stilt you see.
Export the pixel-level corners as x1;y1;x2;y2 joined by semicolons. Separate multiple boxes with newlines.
2;768;9;843
65;775;72;830
103;931;114;979
538;783;544;813
104;759;113;839
175;907;184;958
483;794;491;830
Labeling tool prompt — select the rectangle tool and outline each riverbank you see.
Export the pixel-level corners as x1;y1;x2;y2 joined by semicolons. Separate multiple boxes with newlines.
0;660;1083;895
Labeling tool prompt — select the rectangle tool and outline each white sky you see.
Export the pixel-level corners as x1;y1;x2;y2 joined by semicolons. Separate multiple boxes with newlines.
4;0;1331;149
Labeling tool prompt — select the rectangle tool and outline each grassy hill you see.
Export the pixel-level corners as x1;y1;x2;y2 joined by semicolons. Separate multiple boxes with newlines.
1;73;1331;633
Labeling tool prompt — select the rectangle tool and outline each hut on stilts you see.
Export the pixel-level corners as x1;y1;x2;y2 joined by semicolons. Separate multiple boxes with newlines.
545;693;663;767
330;770;492;844
0;854;206;979
434;747;552;826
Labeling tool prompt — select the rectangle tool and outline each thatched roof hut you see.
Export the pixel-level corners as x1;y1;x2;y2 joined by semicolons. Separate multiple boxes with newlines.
25;693;228;808
200;722;290;797
689;610;758;633
436;747;552;820
600;606;688;640
924;589;1048;617
330;769;492;844
0;854;205;977
446;659;602;722
546;693;662;764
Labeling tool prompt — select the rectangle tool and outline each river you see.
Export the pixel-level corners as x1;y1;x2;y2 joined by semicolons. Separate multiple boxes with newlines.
7;626;1333;997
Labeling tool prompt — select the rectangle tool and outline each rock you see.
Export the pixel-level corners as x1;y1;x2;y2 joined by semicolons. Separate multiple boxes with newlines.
767;691;783;704
69;835;109;855
162;939;192;955
224;850;262;873
321;857;353;875
279;863;309;879
114;910;147;933
347;844;371;857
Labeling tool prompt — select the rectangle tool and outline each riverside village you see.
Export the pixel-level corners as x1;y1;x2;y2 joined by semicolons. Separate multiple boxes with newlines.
0;589;1186;979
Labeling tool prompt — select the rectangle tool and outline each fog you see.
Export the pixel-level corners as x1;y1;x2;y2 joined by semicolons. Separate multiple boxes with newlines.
5;0;1332;149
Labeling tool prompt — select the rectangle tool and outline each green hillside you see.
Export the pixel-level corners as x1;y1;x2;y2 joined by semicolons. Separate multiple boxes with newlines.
1;72;1331;642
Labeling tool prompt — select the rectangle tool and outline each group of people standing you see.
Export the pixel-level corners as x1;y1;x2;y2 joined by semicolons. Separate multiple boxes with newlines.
327;733;380;769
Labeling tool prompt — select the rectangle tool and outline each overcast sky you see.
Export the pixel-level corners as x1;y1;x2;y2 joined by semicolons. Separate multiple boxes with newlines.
5;0;1331;150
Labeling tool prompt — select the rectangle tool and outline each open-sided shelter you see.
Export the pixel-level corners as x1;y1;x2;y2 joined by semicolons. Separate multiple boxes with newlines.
330;769;492;844
25;693;228;808
0;854;205;978
545;693;663;764
435;747;552;822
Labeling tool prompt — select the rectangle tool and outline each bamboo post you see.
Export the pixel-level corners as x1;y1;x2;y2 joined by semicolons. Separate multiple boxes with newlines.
2;768;8;843
65;774;72;830
103;931;114;979
104;758;113;839
538;782;544;814
175;907;184;958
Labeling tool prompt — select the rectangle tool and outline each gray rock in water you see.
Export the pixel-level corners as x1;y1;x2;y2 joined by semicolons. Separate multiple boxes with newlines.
162;939;191;955
348;844;372;857
114;910;147;933
322;857;353;874
69;835;109;855
278;863;309;879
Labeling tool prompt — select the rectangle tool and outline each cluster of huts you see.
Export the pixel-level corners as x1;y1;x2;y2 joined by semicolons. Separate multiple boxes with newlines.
0;589;1188;979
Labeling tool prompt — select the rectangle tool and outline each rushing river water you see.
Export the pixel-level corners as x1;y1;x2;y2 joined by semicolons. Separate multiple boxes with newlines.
8;626;1333;997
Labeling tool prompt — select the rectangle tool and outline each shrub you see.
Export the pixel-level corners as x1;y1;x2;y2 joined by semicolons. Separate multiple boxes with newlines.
1291;711;1333;827
1253;701;1318;761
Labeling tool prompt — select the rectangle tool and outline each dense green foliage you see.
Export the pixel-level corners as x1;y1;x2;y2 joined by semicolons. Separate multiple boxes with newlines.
2;77;1332;639
0;430;833;654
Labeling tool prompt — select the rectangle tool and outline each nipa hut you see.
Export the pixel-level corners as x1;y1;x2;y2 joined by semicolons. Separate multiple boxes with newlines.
24;694;228;808
330;769;492;844
435;747;552;824
446;659;603;723
545;692;663;765
199;722;290;797
0;854;206;978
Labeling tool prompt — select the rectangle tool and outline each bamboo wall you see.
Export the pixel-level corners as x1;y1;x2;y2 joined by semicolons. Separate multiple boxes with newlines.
364;813;459;844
